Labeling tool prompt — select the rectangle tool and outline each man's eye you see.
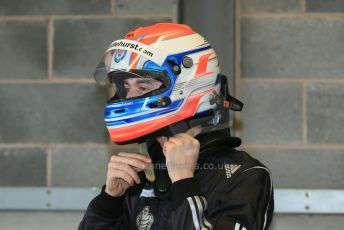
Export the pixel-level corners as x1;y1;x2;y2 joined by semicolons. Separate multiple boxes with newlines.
139;87;147;91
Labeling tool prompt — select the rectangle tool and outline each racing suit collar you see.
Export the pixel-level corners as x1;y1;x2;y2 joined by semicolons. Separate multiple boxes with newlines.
146;130;241;196
197;130;241;163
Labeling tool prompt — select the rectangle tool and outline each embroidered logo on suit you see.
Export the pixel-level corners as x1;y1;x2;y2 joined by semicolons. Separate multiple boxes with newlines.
225;164;241;179
136;206;154;230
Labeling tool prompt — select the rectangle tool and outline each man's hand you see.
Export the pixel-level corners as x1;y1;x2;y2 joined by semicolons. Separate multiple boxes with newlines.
105;152;151;197
158;126;202;183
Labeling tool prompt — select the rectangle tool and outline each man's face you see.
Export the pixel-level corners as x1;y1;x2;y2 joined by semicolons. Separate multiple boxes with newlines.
124;78;163;98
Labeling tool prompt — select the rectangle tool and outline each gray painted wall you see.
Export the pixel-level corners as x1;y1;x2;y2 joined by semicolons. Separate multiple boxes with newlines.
238;0;344;189
0;0;174;188
179;0;235;85
238;0;344;229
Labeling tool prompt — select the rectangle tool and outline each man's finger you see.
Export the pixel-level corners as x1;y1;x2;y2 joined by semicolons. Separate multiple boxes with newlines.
173;133;194;141
117;152;152;163
163;141;175;156
185;126;202;138
109;162;141;184
167;137;183;145
156;136;168;147
111;155;148;170
110;168;135;186
119;164;142;184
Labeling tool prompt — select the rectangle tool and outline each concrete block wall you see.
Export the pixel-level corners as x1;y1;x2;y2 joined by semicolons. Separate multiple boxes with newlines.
0;0;176;188
237;0;344;189
237;0;344;229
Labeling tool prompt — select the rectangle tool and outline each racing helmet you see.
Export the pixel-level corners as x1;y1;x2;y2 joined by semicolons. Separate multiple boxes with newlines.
94;23;243;144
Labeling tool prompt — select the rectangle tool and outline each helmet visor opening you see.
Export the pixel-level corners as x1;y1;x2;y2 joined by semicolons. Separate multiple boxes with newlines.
94;48;170;101
95;69;170;101
110;70;169;100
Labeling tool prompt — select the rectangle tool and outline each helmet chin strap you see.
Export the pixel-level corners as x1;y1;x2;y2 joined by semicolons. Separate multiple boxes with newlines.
138;142;156;182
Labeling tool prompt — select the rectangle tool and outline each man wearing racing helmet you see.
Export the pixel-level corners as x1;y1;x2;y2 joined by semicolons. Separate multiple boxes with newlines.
79;23;273;230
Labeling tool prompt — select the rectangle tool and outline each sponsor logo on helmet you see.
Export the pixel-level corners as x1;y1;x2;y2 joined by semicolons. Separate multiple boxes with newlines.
108;39;169;66
109;101;134;107
110;40;153;57
114;49;127;63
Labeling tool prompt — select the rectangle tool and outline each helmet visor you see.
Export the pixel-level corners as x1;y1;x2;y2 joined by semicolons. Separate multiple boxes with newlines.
108;70;169;100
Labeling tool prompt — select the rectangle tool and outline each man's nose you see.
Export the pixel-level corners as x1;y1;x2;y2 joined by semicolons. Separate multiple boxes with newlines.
126;89;140;98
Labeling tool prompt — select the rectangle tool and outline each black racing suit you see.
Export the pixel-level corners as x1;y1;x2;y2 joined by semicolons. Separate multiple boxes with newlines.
79;131;274;230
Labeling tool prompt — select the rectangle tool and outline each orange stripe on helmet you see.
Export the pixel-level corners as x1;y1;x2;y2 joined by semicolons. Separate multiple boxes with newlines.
160;30;195;41
129;52;140;70
138;30;195;45
125;23;195;45
195;53;215;78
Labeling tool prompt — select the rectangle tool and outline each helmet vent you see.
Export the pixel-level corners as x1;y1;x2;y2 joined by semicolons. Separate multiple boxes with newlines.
114;109;126;114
